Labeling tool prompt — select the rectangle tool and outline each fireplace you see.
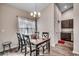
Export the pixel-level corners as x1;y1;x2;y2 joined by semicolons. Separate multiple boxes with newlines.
61;19;73;42
61;32;73;42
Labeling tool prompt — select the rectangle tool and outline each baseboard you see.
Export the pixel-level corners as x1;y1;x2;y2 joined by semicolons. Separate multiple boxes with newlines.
73;50;79;54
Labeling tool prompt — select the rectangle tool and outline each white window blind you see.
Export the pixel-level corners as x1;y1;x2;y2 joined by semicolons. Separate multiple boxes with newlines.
18;17;35;35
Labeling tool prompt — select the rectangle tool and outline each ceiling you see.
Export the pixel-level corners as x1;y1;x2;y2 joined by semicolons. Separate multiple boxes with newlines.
7;3;50;12
56;3;73;13
6;3;73;13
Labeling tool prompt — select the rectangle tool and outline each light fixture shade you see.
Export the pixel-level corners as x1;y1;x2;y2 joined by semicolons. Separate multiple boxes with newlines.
33;14;36;17
38;12;41;17
30;12;33;16
64;5;67;9
30;11;41;18
34;11;37;15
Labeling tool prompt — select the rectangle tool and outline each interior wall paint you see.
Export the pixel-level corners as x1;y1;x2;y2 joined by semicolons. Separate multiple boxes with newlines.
0;4;31;52
73;3;79;54
54;5;62;45
54;6;73;45
60;8;74;41
38;4;55;47
61;8;73;20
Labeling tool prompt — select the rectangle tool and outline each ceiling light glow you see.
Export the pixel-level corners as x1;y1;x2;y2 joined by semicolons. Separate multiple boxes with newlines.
64;5;67;9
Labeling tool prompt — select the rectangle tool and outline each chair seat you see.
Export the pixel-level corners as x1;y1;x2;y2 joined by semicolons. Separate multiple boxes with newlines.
21;45;36;53
41;42;47;47
31;44;42;49
26;45;37;53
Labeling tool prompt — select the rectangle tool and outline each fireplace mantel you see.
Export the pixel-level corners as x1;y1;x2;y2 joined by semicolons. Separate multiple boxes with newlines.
61;28;73;33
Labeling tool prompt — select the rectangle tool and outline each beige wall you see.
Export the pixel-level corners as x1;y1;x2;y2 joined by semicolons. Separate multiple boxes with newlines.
0;4;31;52
54;5;62;45
61;8;74;41
54;5;73;45
61;8;73;20
73;3;79;54
38;4;55;47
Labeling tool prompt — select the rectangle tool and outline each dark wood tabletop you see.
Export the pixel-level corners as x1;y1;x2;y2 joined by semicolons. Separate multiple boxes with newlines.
30;38;50;56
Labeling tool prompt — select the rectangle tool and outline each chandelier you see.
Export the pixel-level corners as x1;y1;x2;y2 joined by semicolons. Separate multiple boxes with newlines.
30;11;41;18
30;4;41;32
30;4;41;18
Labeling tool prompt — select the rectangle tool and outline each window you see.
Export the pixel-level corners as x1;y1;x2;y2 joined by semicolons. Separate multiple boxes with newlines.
18;17;35;35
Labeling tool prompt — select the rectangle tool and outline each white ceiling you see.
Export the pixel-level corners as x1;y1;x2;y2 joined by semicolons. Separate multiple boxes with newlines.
56;3;73;13
7;3;49;12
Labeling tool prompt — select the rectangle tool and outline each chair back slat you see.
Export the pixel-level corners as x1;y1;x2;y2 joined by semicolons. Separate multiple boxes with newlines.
31;32;39;39
22;34;30;46
16;33;22;42
22;34;32;53
35;32;39;39
17;33;24;45
42;32;49;39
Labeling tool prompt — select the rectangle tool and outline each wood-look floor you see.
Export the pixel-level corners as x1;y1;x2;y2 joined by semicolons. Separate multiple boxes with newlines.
0;41;77;56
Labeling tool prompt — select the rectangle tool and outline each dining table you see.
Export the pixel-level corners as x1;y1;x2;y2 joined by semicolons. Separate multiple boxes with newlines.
30;38;50;56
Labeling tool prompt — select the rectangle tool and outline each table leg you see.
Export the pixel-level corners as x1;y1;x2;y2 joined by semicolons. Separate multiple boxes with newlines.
3;45;5;53
21;45;23;52
18;42;20;51
46;42;48;49
25;46;27;56
48;40;50;53
30;44;32;56
9;44;11;52
43;46;44;54
36;45;39;56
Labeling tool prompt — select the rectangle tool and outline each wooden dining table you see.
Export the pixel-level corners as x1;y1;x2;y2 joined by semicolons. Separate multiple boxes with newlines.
30;38;50;56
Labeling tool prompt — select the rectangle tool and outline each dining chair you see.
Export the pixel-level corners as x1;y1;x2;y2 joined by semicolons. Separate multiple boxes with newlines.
42;32;49;39
22;34;40;56
42;32;49;54
16;33;21;51
31;32;39;39
35;32;39;39
16;33;26;52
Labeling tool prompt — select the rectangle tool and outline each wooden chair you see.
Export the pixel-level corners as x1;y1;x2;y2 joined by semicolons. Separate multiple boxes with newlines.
42;32;49;54
22;34;40;56
16;33;21;51
42;32;49;39
35;32;39;39
16;33;26;52
31;32;39;39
